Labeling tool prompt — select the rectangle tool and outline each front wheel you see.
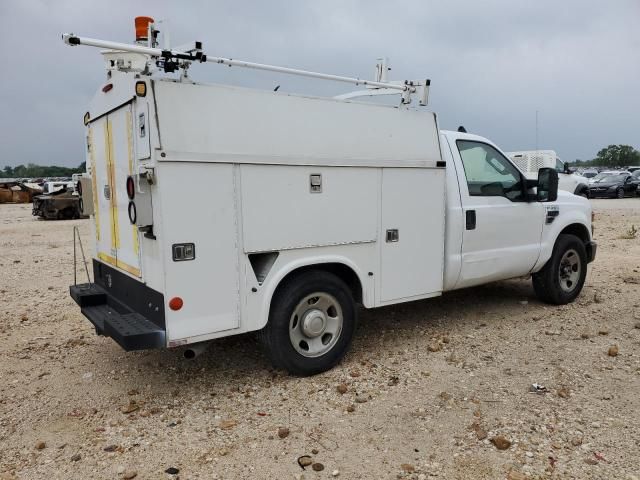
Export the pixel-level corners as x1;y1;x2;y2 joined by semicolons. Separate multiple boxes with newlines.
260;270;356;376
616;187;624;199
532;234;587;305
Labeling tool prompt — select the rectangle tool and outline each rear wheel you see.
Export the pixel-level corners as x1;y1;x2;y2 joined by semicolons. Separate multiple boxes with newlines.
260;270;356;376
532;234;587;305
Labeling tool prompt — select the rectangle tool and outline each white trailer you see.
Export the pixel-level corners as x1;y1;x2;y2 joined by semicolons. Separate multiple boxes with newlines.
507;150;589;197
66;19;596;375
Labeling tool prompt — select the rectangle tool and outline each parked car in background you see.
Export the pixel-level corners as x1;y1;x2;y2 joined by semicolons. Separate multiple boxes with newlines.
588;170;631;184
627;166;640;173
581;169;598;179
588;173;639;198
632;170;640;195
506;150;589;197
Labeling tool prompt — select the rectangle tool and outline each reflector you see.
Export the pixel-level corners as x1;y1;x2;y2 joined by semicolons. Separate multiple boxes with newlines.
169;297;184;311
135;81;146;97
126;176;135;200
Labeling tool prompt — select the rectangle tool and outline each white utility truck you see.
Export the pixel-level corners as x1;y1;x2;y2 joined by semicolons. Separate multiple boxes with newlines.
65;19;596;375
507;150;589;198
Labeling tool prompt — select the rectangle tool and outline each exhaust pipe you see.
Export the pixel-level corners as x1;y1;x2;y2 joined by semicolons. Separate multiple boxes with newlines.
183;342;210;360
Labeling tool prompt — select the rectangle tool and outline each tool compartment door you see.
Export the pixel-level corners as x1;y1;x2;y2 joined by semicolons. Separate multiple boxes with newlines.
88;116;116;265
89;103;142;278
379;167;445;302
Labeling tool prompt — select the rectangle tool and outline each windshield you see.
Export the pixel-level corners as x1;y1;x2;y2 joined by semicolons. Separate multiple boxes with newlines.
632;170;640;179
596;175;624;183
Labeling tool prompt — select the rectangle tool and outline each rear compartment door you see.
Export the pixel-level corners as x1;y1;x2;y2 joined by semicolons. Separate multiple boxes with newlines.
89;103;142;278
88;116;115;264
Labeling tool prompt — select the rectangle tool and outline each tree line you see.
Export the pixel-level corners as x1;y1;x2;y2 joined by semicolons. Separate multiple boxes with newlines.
571;145;640;167
2;145;638;176
1;162;86;179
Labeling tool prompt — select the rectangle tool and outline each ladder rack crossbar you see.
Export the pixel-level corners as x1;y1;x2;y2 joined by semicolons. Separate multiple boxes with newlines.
62;34;416;92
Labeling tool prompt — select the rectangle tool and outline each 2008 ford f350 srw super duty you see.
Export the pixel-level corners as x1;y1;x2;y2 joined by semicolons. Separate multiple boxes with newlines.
64;19;596;375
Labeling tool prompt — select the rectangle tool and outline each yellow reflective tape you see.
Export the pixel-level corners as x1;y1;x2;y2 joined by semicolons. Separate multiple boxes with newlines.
88;127;100;241
116;259;141;277
97;252;116;267
106;119;120;250
103;121;113;250
97;252;141;278
126;110;139;257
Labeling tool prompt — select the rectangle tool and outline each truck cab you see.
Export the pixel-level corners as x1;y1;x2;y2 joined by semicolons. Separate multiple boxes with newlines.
442;132;595;293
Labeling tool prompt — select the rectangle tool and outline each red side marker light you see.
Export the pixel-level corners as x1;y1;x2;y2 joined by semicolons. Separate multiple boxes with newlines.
126;176;135;199
102;83;113;93
169;297;183;311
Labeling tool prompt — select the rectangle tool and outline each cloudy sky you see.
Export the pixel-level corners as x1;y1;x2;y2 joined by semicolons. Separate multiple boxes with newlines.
0;0;638;167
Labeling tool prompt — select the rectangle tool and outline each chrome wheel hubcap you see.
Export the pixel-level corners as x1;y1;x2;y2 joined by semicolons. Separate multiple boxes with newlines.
558;248;581;293
289;293;343;357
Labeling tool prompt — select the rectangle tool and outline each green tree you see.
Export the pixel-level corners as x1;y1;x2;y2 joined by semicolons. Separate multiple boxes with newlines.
0;162;86;179
595;145;640;167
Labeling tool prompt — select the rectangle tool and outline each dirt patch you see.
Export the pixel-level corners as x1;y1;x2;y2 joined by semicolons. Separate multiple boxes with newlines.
1;200;639;479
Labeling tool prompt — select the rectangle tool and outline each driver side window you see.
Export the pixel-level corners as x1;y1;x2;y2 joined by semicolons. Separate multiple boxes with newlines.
457;140;525;201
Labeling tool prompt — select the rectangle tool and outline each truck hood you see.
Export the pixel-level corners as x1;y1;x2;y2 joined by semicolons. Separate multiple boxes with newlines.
556;189;590;207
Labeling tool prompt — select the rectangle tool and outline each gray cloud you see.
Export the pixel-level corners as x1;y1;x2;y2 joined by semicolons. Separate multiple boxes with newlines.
1;0;638;167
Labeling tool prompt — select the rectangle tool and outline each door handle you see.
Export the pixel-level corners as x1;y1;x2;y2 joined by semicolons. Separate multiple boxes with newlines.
466;210;476;230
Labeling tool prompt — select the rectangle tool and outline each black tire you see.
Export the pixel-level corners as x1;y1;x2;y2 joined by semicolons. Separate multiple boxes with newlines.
616;188;624;199
575;186;589;199
259;270;356;376
532;234;587;305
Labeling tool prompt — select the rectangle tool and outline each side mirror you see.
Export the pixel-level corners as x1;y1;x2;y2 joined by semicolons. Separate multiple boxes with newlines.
537;167;558;202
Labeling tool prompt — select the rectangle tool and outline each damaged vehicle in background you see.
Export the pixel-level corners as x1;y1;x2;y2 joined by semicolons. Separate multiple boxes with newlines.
0;182;42;203
32;183;86;219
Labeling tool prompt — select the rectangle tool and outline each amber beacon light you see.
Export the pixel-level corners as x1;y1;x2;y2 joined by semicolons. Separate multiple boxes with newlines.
135;16;154;42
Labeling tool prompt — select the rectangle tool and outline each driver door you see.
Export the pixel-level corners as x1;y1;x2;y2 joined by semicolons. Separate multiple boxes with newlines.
449;139;545;289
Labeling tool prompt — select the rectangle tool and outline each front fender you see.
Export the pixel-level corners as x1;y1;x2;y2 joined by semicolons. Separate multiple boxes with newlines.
573;182;588;195
252;253;372;332
532;206;592;273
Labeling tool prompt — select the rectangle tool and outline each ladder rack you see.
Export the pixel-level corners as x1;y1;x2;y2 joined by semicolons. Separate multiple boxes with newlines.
62;33;430;106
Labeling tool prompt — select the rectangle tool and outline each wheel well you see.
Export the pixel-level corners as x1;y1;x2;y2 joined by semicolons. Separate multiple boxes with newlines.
574;184;588;195
559;223;594;259
274;263;363;304
560;223;590;244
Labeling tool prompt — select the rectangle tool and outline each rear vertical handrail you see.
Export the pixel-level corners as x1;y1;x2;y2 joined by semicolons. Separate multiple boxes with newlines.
73;226;92;287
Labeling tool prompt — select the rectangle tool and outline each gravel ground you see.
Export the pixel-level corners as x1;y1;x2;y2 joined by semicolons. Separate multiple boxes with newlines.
1;199;639;480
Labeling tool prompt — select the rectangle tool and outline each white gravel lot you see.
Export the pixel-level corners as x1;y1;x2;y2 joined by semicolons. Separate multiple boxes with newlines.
1;199;639;479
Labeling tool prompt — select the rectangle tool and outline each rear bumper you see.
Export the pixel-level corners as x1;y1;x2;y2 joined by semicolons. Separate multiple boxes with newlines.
70;260;166;350
586;241;597;263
